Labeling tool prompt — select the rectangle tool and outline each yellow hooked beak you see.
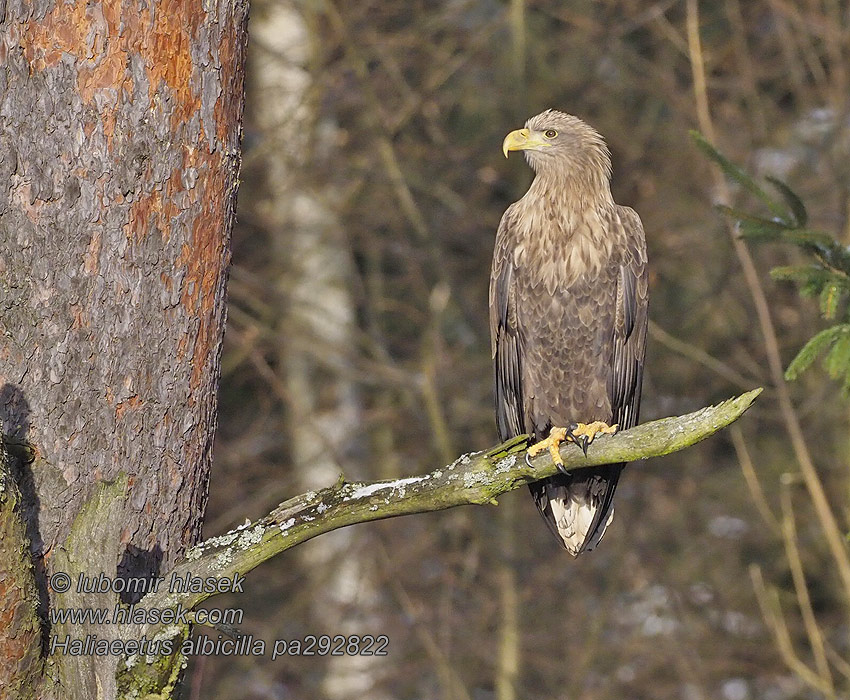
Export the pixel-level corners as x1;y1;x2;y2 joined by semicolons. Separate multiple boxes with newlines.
502;128;551;157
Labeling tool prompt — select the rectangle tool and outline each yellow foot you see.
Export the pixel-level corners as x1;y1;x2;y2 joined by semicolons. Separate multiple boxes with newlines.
527;421;618;468
569;421;618;456
528;426;570;468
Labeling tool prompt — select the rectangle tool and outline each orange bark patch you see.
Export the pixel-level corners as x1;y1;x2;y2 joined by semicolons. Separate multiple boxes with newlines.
20;0;132;103
176;332;189;361
78;50;128;103
149;1;199;131
125;186;179;243
21;0;203;135
68;302;89;330
12;183;46;224
116;395;142;419
171;147;231;391
168;165;186;194
176;12;246;392
0;584;13;627
214;20;237;144
190;308;214;392
83;228;102;275
19;0;92;71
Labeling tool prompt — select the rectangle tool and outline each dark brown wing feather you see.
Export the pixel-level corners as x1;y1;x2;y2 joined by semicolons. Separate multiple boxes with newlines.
490;205;525;441
609;206;649;434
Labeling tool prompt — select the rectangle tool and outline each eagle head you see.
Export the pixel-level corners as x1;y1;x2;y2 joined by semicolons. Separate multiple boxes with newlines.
503;109;612;183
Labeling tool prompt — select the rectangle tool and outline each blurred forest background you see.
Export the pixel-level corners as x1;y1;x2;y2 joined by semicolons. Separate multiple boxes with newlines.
187;0;850;698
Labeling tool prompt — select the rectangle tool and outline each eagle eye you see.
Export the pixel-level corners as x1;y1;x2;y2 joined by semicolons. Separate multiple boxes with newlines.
543;129;557;139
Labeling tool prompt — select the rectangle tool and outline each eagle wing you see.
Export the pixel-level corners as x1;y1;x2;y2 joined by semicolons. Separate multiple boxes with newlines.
490;205;525;442
570;206;647;552
609;205;649;433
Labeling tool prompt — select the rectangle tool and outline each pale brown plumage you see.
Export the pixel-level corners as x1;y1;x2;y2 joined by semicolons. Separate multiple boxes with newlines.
490;110;648;554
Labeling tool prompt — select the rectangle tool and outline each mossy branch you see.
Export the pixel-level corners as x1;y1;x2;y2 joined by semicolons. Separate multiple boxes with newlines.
139;389;762;618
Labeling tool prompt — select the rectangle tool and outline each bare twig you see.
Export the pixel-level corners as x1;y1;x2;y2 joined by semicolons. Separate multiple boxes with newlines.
779;478;833;694
729;424;780;535
378;542;473;700
495;496;519;700
826;643;850;683
509;0;526;81
724;0;767;139
649;320;756;391
750;565;836;697
420;283;456;464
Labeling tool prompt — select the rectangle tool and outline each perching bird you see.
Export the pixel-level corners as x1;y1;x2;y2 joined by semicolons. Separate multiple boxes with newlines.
490;110;648;554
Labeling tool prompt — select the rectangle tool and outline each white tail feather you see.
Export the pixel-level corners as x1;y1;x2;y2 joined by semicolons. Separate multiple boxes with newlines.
549;493;615;556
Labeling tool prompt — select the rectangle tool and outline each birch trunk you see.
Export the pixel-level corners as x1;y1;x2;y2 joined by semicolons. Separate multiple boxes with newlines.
251;3;390;697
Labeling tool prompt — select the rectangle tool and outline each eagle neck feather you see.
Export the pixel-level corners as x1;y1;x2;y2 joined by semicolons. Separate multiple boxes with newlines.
513;172;619;294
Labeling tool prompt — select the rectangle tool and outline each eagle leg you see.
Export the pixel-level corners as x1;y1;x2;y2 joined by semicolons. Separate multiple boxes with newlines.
565;421;618;456
527;422;618;467
527;426;569;468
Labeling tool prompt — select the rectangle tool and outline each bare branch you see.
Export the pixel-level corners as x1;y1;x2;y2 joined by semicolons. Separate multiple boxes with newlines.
750;564;836;698
730;424;781;535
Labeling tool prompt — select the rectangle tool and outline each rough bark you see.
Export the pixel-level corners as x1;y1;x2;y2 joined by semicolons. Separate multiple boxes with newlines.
0;0;248;696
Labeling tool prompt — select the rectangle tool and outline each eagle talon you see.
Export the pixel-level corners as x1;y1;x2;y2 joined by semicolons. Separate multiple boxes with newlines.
528;421;617;466
565;420;618;456
563;423;588;457
555;464;572;477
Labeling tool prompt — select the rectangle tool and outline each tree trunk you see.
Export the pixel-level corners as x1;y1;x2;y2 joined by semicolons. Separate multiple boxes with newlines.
0;0;248;696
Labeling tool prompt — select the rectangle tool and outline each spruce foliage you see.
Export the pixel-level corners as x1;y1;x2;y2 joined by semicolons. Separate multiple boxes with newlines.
692;131;850;393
